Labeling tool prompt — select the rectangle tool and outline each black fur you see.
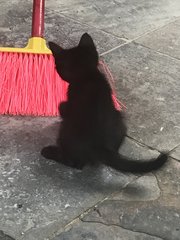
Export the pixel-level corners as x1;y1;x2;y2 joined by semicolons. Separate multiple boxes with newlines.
41;33;168;173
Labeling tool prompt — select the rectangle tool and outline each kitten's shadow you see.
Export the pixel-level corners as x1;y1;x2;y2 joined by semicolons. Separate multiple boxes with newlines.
38;123;141;195
39;160;120;194
39;154;140;195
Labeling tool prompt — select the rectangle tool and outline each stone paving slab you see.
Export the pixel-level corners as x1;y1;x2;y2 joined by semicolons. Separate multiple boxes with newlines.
46;0;85;12
0;231;15;240
0;116;163;240
53;220;162;240
45;12;125;54
0;1;125;54
137;19;180;59
60;0;180;39
78;158;180;240
102;42;180;152
171;145;180;161
112;173;161;202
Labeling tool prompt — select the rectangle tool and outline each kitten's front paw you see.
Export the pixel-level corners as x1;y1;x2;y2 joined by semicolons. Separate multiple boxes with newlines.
41;145;60;160
72;162;85;170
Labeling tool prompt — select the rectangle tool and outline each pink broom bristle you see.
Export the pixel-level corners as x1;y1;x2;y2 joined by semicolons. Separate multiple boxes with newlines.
0;52;125;116
99;60;126;111
0;52;68;116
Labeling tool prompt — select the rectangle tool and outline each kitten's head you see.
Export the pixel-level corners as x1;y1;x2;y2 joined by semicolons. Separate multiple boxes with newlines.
49;33;98;83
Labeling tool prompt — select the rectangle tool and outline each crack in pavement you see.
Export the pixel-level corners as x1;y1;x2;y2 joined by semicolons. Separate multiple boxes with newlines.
125;135;167;154
48;176;141;240
125;135;180;162
152;173;163;200
80;219;164;240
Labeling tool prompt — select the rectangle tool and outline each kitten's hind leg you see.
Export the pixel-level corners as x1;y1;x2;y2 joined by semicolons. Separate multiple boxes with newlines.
41;145;61;161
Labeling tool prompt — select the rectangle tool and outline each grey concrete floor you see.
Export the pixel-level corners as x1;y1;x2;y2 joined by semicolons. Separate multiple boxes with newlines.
0;0;180;240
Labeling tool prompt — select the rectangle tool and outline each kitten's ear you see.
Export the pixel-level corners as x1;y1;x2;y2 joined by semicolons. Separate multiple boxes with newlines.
78;33;96;49
48;42;63;56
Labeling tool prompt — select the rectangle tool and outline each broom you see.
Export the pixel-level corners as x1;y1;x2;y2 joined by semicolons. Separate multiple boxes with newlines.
0;0;68;116
0;0;124;116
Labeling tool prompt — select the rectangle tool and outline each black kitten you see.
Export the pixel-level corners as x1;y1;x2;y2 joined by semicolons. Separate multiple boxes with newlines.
41;33;168;173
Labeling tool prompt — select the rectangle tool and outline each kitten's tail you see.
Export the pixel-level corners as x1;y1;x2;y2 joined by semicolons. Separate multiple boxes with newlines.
100;150;168;173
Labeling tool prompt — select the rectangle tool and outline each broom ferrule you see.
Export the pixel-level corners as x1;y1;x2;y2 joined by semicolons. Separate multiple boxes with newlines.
25;37;51;54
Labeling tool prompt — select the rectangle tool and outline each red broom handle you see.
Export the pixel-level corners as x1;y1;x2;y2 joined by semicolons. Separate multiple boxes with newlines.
31;0;45;37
